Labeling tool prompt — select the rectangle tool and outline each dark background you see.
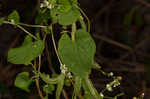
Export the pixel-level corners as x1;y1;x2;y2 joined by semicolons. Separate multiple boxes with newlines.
0;0;150;99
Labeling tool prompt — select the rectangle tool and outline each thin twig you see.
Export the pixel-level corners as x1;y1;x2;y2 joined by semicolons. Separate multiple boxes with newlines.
93;34;133;51
118;35;150;60
137;0;150;8
77;6;91;32
91;0;115;23
17;25;38;40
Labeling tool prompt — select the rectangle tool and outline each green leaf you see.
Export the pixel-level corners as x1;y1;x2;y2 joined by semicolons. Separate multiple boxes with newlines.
58;8;80;26
82;76;101;99
50;8;58;24
43;84;55;94
70;0;78;5
40;73;57;84
48;0;57;5
123;6;139;28
79;18;87;31
35;10;51;25
22;35;32;46
56;74;65;99
64;79;71;87
74;76;82;95
58;0;72;13
0;18;4;25
8;10;20;24
8;36;44;65
14;72;33;92
58;29;96;78
44;96;48;99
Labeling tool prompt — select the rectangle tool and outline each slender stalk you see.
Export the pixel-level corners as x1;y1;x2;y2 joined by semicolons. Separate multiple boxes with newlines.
19;23;46;28
77;6;91;32
4;21;46;28
35;79;44;99
17;25;38;40
3;21;38;40
33;60;44;99
71;23;76;42
50;25;62;65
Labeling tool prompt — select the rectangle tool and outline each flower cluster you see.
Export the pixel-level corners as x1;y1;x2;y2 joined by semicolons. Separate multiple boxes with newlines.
100;93;104;98
60;64;72;78
106;78;121;92
40;0;54;9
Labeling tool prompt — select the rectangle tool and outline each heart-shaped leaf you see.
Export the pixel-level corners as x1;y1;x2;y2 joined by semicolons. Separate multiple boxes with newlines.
14;72;33;92
58;8;80;26
57;0;72;13
8;36;44;65
8;10;20;24
43;84;55;94
58;29;96;78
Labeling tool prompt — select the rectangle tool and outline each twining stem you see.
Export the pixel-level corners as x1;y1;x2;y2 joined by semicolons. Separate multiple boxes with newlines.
77;6;91;32
17;25;38;40
38;56;42;74
50;25;62;65
33;60;44;99
71;23;76;42
79;17;87;31
4;21;46;28
3;21;39;40
19;23;46;28
35;79;44;99
50;25;69;99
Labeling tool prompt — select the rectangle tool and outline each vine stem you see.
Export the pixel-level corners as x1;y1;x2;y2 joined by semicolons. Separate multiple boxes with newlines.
50;25;69;99
72;23;76;42
19;23;46;28
77;6;91;32
4;21;46;28
50;25;62;65
33;60;44;99
3;21;40;40
17;25;38;40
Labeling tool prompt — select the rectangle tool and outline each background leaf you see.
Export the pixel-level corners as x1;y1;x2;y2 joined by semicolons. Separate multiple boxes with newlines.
0;18;4;25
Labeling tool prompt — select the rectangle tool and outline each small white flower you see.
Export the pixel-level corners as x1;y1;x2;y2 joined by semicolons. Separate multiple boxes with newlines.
40;3;44;8
61;69;66;74
100;93;104;98
67;72;72;78
106;84;110;88
40;0;54;9
60;64;68;74
133;97;137;99
44;0;49;6
47;4;52;9
112;79;120;88
11;19;15;24
106;84;112;91
109;72;113;76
